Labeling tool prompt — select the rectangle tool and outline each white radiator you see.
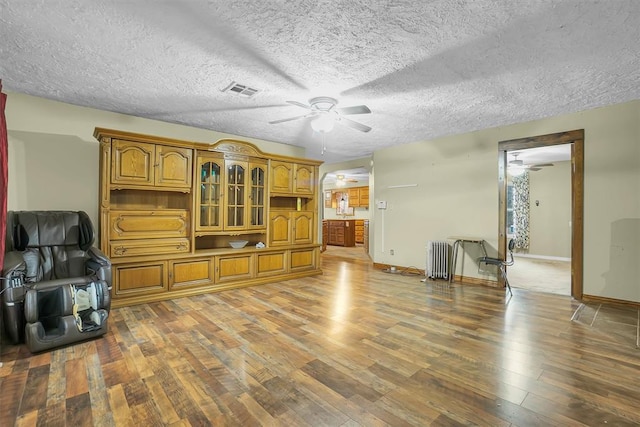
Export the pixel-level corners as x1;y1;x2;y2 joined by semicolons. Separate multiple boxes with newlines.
427;241;450;280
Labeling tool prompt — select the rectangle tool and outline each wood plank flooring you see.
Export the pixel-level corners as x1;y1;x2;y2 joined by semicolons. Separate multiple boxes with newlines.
2;246;640;426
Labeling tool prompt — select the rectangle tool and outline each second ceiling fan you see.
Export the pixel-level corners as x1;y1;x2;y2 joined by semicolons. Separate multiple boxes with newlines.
269;97;372;133
509;152;554;172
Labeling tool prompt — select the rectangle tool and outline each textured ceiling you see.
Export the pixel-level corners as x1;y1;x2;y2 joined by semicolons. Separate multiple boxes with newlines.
2;1;639;163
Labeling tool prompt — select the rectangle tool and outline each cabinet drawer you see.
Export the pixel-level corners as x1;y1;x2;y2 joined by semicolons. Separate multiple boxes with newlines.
170;258;214;290
110;238;190;258
114;262;168;296
256;251;287;277
110;210;189;240
290;248;317;271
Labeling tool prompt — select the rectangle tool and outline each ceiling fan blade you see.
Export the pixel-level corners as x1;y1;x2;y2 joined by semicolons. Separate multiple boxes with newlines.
269;114;310;124
336;105;371;115
337;117;372;133
529;167;542;171
286;100;312;110
531;163;554;167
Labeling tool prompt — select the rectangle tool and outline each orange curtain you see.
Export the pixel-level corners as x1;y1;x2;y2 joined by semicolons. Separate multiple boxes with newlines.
0;80;7;269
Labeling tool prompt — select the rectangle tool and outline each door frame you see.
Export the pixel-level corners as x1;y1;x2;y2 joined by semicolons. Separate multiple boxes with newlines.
498;129;584;298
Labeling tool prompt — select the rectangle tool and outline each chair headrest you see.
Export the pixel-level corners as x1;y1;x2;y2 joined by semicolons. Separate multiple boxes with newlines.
9;211;95;251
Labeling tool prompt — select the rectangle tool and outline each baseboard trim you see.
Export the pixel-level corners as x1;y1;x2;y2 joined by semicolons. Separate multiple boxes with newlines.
373;262;424;275
581;294;640;308
372;263;498;287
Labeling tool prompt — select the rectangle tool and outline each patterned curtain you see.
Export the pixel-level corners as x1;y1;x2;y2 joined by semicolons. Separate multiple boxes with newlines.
0;81;7;270
512;172;530;249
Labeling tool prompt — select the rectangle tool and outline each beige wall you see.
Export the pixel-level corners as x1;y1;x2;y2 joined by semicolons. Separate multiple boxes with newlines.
6;93;639;302
528;161;571;258
373;100;640;303
5;92;305;231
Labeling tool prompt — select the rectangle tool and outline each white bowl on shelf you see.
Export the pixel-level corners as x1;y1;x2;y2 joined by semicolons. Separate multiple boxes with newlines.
228;240;249;249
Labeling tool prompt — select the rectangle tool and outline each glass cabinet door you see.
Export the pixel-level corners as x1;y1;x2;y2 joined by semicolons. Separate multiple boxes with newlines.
225;162;246;229
198;158;223;230
249;163;267;229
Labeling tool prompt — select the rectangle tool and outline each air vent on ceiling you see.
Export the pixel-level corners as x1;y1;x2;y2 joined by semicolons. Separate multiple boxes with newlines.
222;81;259;97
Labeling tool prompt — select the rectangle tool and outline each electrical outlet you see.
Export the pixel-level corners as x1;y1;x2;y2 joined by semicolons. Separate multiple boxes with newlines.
390;249;394;255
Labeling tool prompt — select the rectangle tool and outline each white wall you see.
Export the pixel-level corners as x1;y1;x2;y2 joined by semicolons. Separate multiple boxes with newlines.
528;161;571;258
5;92;305;231
373;100;640;303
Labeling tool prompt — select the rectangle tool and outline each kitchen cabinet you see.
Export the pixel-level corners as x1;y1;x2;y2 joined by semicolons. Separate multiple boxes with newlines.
326;220;356;247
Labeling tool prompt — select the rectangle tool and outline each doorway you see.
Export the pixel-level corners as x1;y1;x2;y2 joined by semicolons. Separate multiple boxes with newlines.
506;145;572;294
320;167;371;257
498;130;584;299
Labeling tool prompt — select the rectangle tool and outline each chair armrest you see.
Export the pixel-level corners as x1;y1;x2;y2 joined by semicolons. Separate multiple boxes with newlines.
2;252;26;298
3;251;26;278
86;247;111;284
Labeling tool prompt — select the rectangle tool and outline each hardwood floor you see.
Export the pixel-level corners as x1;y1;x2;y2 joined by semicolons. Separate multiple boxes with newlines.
509;256;571;295
2;247;640;426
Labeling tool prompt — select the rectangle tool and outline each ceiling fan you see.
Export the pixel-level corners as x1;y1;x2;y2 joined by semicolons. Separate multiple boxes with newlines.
269;97;372;133
509;153;554;173
336;174;358;183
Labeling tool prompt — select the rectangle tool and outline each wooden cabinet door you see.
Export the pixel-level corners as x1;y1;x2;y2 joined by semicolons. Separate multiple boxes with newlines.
256;251;287;277
111;140;154;186
215;254;254;283
292;211;314;245
196;155;224;231
290;248;317;272
329;222;345;245
294;164;314;194
270;161;293;193
169;258;214;290
269;211;292;246
248;160;268;230
322;220;328;251
224;160;248;230
354;219;364;244
155;145;192;188
114;261;168;297
348;188;360;207
358;186;369;207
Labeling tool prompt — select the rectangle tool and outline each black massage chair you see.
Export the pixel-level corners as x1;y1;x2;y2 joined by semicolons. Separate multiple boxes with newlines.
2;211;111;352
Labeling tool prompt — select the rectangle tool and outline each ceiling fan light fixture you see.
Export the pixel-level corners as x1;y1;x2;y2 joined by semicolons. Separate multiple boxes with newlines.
310;113;335;132
310;96;337;112
508;165;526;176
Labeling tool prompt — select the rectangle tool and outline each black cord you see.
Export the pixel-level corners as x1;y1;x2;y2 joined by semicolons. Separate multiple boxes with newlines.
382;266;424;276
399;266;424;276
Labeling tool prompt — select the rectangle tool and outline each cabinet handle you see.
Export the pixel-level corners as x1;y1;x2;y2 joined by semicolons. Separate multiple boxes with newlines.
114;247;127;255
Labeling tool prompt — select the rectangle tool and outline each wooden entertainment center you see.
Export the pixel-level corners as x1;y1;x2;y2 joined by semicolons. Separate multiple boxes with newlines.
95;128;322;307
